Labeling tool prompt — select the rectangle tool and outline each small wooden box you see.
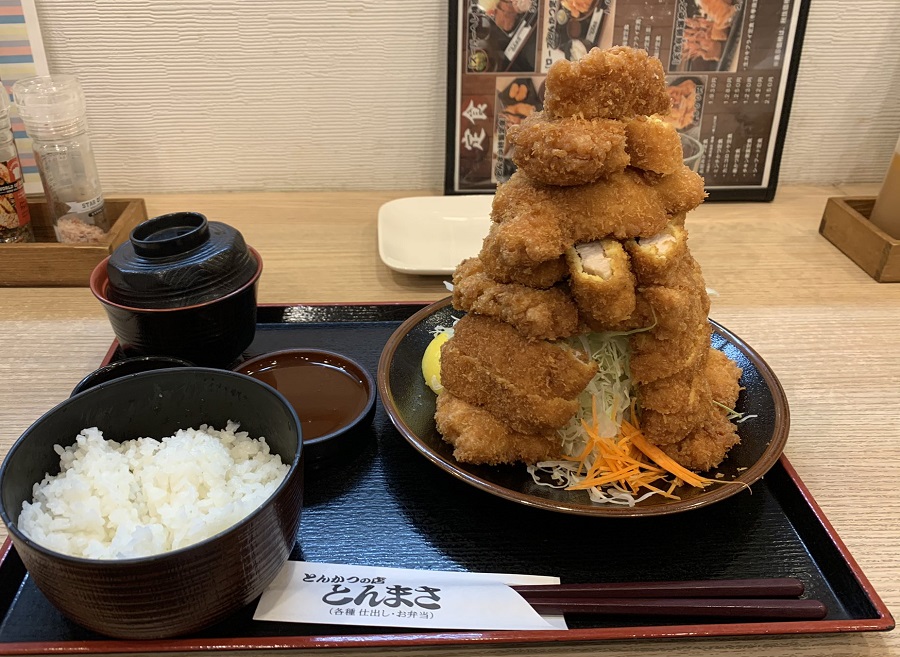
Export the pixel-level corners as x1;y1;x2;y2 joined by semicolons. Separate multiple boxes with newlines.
0;197;148;287
819;197;900;283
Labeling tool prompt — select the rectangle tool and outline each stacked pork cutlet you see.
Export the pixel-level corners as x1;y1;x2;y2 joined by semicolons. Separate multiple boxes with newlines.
436;46;742;471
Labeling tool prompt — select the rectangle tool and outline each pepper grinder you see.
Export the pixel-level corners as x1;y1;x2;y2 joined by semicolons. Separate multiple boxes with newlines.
13;75;110;244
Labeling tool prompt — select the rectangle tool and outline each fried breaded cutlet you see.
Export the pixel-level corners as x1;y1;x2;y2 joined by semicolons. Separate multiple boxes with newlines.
566;239;636;328
434;392;559;466
507;113;629;186
543;46;670;120
633;253;711;317
640;347;742;445
660;408;740;472
639;354;711;416
625;219;688;282
629;321;711;384
631;285;706;341
705;348;743;409
492;169;702;237
652;166;708;216
441;351;582;433
484;168;705;271
445;316;596;399
640;405;711;445
508;111;689;184
483;200;572;270
480;226;569;288
440;315;596;434
452;257;579;341
565;166;701;242
624;115;684;175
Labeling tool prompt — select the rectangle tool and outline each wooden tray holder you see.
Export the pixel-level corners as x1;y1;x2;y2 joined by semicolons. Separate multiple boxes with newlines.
0;197;148;287
819;197;900;283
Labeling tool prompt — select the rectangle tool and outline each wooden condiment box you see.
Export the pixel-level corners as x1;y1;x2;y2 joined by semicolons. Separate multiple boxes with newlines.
0;197;148;287
819;197;900;283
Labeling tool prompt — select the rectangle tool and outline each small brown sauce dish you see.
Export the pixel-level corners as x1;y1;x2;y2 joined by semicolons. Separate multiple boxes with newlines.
234;349;376;462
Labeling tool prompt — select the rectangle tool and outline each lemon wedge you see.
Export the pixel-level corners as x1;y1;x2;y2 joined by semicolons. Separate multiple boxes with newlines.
422;332;450;393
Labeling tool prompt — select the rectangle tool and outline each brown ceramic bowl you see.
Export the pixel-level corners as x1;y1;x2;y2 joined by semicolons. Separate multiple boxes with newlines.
90;247;262;367
0;368;304;639
70;355;193;395
234;349;376;463
377;297;790;518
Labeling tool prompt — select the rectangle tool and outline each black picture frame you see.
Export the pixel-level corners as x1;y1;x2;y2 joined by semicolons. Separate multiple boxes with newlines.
444;0;812;201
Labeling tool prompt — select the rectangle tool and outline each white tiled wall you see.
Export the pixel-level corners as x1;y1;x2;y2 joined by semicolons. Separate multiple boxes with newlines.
33;0;900;193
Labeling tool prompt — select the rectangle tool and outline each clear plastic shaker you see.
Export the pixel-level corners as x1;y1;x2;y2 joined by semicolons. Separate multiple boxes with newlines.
12;75;110;244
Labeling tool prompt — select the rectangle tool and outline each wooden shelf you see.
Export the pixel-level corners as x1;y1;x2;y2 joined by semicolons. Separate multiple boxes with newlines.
0;198;148;287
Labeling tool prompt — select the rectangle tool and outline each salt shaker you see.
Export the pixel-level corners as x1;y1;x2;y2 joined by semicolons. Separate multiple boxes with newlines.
12;75;110;244
0;88;33;243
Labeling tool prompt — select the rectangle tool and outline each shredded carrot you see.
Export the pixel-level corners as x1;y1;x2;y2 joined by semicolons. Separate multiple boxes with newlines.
623;420;717;488
562;397;742;501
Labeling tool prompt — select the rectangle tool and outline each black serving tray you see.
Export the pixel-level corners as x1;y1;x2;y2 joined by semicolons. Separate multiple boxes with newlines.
0;303;892;653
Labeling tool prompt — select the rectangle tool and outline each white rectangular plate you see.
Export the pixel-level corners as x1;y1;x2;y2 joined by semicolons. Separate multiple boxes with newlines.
377;195;493;275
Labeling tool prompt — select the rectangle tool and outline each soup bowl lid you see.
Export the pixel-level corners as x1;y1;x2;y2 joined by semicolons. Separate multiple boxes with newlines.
106;212;258;309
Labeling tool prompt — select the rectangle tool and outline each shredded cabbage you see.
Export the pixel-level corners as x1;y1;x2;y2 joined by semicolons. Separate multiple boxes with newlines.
430;314;461;339
558;331;633;450
528;330;647;506
713;400;756;423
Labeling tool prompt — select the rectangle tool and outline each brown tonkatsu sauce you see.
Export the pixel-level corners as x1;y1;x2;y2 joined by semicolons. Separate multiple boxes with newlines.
242;354;368;441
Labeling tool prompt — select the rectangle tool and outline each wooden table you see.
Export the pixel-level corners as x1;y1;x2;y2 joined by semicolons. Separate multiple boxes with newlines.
0;185;897;656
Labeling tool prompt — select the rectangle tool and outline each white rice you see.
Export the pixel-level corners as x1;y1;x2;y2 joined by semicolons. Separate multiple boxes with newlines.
18;421;289;560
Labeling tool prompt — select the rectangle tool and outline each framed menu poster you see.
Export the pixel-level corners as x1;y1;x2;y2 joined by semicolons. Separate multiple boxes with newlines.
444;0;810;201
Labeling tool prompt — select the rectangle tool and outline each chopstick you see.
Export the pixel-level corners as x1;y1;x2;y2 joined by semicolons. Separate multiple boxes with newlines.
512;577;804;599
523;597;827;620
512;578;827;620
